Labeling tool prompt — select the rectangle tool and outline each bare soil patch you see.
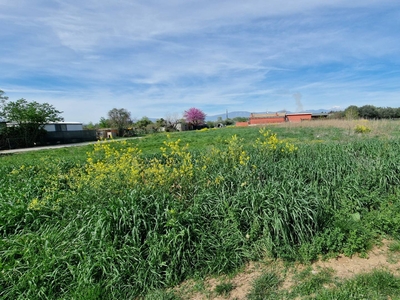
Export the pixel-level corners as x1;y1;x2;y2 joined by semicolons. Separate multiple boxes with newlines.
174;239;400;299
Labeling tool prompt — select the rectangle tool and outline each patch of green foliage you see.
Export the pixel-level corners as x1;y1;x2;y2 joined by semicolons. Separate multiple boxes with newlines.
214;282;235;296
247;272;282;300
315;270;400;299
144;290;182;300
290;267;334;297
261;268;400;299
389;240;400;252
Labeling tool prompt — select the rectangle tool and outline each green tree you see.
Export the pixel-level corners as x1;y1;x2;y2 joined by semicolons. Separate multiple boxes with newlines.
108;108;132;136
377;107;396;119
223;118;234;126
155;118;166;128
206;121;215;128
232;116;249;122
0;97;63;146
98;117;111;128
83;121;97;130
344;105;359;120
358;105;379;119
135;116;153;129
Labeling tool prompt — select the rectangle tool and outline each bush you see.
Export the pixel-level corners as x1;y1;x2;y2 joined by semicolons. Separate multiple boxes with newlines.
354;124;371;134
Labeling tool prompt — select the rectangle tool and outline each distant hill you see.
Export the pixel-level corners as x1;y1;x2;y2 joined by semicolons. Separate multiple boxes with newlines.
206;111;251;122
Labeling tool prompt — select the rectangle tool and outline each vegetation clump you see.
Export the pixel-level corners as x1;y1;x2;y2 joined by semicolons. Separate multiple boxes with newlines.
354;124;371;134
247;272;282;300
214;282;235;296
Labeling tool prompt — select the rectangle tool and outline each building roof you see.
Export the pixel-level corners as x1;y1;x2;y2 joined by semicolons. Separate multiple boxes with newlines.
250;113;286;118
311;113;330;117
285;112;312;116
45;122;83;125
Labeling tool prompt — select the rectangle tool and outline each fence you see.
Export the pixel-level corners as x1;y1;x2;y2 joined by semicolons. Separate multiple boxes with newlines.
1;130;97;150
2;137;25;150
42;130;97;145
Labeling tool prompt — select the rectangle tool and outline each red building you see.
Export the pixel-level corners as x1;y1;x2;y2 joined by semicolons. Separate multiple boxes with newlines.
235;112;313;127
249;113;286;125
285;113;312;122
235;121;249;127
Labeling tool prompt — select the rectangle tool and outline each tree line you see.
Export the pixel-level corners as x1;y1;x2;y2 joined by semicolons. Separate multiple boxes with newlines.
334;105;400;120
87;107;210;136
0;90;211;148
87;107;250;136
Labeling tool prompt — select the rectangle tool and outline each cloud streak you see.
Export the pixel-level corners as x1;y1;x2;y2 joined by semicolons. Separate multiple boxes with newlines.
1;0;399;122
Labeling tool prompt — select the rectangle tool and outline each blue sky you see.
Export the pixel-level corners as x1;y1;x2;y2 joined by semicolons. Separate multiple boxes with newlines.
1;0;399;123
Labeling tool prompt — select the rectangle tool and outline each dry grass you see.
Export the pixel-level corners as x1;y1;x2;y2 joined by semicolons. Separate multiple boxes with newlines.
279;119;400;138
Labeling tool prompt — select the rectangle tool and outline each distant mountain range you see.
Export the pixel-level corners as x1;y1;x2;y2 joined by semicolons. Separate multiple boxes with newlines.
205;109;336;122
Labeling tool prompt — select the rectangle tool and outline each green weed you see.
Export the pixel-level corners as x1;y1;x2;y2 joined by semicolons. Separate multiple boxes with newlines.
315;269;400;299
247;272;282;300
389;240;400;252
291;267;334;297
214;282;235;296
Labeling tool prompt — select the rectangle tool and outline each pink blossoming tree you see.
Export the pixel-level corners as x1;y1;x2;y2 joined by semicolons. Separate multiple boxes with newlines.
183;107;206;126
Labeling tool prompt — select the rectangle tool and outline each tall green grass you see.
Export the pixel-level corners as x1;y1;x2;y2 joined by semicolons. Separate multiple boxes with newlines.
1;126;400;298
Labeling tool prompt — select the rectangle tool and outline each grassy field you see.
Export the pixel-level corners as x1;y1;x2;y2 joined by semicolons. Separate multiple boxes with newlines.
1;119;400;299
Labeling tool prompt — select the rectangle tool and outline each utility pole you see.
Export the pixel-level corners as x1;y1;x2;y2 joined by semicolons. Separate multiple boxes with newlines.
226;109;228;120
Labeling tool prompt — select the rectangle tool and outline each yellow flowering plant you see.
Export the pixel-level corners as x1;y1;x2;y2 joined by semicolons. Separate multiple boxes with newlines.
76;135;195;198
354;124;371;134
254;128;298;154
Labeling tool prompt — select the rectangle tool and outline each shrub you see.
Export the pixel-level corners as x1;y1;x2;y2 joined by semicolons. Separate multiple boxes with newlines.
354;124;371;134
